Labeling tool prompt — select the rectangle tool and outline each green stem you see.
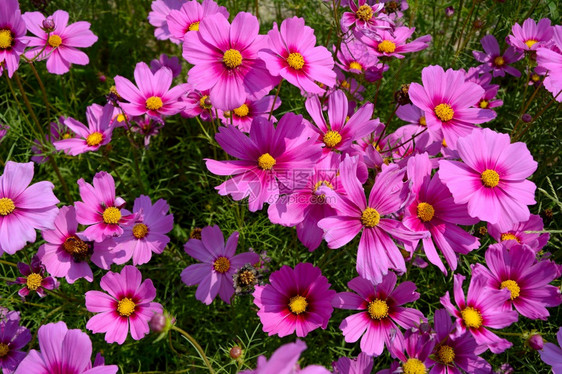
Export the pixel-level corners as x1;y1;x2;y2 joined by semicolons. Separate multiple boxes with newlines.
28;63;51;120
171;326;215;374
0;259;18;267
268;79;283;121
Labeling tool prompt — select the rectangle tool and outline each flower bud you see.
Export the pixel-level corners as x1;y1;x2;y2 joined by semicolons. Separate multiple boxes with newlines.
528;334;544;350
229;346;243;359
42;18;55;32
521;113;532;123
149;313;166;333
473;19;484;29
445;6;454;17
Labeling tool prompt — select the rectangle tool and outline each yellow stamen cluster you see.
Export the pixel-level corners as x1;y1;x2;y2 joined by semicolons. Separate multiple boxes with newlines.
494;56;505;66
102;207;122;225
0;343;9;358
442;139;447;148
367;299;389;320
500;233;520;242
419;116;427;126
258;153;276;170
133;223;149;239
378;40;396;53
188;21;200;31
437;345;455;364
461;307;483;329
63;235;90;257
434;103;454;122
479;100;489;109
323;130;342;148
26;273;43;291
288;295;308;314
402;358;427;374
0;198;15;216
199;95;212;109
233;104;250;117
525;39;538;48
531;74;541;82
501;279;521;300
62;133;73;139
86;132;103;147
361;207;380;228
146;96;163;111
0;29;13;49
48;34;62;48
417;202;435;222
341;80;351;90
481;169;500;188
213;256;231;273
287;52;305;70
223;49;243;69
314;180;334;193
116;114;127;123
117;297;136;317
238;270;256;286
356;4;373;22
349;61;363;71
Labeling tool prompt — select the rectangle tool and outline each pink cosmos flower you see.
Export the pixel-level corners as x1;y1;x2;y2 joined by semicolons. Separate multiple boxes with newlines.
332;272;425;356
306;90;378;155
148;0;183;44
54;103;115;156
379;328;435;374
218;95;281;132
507;18;554;52
205;114;322;212
259;16;336;95
130;115;165;147
332;352;373;374
14;321;118;374
85;265;163;345
341;1;393;34
183;12;278;110
253;263;336;337
110;195;173;266
408;65;496;150
75;171;136;243
335;67;366;100
440;273;518;354
472;35;523;77
403;153;480;274
114;62;186;117
180;85;214;121
12;256;57;298
318;156;425;283
166;0;228;41
181;225;259;305
486;214;549;252
540;327;562;374
336;39;380;75
150;53;182;78
0;310;31;372
472;243;562;320
438;128;537;228
0;161;59;256
537;25;562;102
0;0;27;78
240;340;330;374
358;26;431;59
23;10;98;75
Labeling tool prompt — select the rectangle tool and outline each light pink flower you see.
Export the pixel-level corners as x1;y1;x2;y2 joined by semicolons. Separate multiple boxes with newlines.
166;0;228;41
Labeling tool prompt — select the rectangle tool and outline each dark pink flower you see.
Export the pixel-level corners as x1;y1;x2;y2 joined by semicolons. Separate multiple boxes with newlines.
472;34;523;77
12;256;58;298
0;0;28;77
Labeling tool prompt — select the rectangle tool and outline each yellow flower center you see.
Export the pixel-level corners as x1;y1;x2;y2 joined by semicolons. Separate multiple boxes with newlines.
0;198;15;216
356;4;373;21
63;235;90;257
461;307;483;329
494;56;505;66
531;74;541;82
501;279;520;300
48;34;62;48
132;223;149;239
525;39;537;48
341;80;351;90
199;95;212;109
117;297;136;317
314;180;334;192
479;100;489;109
0;29;13;49
367;298;389;320
403;358;427;374
481;169;499;188
442;139;447;147
416;202;435;222
378;40;396;53
434;103;454;122
500;233;520;242
223;49;243;69
437;345;455;364
288;295;308;314
287;52;305;70
146;96;163;111
102;207;121;225
116;114;126;123
349;61;363;71
213;256;231;273
419;116;427;126
238;270;256;286
0;343;9;358
62;133;72;139
233;104;250;117
323;130;342;148
26;273;43;291
86;132;103;146
188;21;200;31
361;207;380;228
258;153;276;170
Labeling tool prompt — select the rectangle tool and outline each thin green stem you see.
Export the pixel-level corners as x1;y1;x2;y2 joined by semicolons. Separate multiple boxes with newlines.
0;259;17;267
28;63;50;120
268;79;283;121
171;326;215;374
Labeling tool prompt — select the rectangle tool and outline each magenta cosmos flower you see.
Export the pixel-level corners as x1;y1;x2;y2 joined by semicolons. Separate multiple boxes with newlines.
240;340;330;374
0;311;31;372
336;39;379;75
54;103;115;156
319;156;425;283
181;225;259;305
218;95;281;132
259;16;336;95
148;0;183;44
379;328;435;374
183;12;278;110
358;26;431;59
403;153;480;274
487;214;549;252
114;62;185;117
166;0;228;41
15;321;118;374
180;85;214;121
440;273;518;354
472;243;561;320
540;327;562;374
150;53;182;78
12;255;57;298
332;272;424;356
472;35;523;77
110;195;173;266
253;262;335;338
537;26;562;102
439;128;537;228
85;265;162;345
507;18;554;52
23;10;98;75
408;65;496;150
332;352;373;374
205;113;322;212
341;1;392;34
75;171;135;243
0;161;59;256
0;0;27;78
